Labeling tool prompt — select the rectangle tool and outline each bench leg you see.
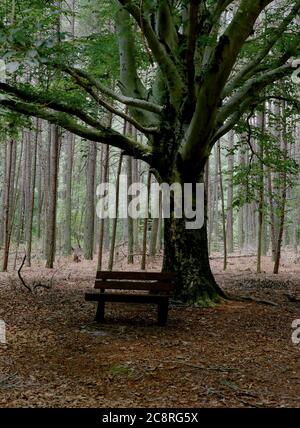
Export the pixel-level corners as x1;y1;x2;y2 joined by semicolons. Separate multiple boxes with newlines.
157;300;169;326
95;301;105;322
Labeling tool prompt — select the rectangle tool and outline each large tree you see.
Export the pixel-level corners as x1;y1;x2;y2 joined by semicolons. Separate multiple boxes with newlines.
0;0;299;303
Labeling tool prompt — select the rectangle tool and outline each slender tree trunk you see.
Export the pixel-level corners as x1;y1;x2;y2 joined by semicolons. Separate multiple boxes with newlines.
132;157;140;252
83;140;97;260
149;182;160;258
24;129;32;245
257;110;265;273
157;195;163;252
36;134;43;241
63;132;74;255
2;140;14;271
97;144;109;270
26;119;39;266
15;133;27;263
238;148;245;251
273;103;288;274
45;125;59;269
226;131;234;253
218;142;227;270
209;146;219;251
270;102;281;260
12;137;24;270
127;155;134;264
108;152;123;270
0;141;7;248
204;159;210;253
268;168;276;259
141;171;151;270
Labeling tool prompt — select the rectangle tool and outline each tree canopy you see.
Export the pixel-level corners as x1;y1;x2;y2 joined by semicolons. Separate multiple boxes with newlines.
0;0;299;175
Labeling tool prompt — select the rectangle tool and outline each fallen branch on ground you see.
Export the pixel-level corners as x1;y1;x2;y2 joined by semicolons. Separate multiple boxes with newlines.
165;360;238;372
17;255;32;292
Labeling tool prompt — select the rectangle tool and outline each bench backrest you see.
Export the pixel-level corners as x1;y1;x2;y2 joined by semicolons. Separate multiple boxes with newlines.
95;271;176;293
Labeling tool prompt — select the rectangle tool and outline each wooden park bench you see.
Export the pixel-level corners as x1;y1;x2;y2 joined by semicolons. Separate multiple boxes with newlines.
85;271;176;326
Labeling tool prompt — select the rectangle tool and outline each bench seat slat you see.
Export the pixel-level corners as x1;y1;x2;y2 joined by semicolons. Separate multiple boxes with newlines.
94;280;174;292
96;271;176;281
85;292;169;304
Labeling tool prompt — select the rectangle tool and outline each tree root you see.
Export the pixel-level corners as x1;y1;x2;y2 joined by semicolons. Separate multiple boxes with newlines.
226;294;278;306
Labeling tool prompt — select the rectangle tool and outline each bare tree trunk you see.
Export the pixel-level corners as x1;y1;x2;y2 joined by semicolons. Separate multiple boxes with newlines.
209;145;219;251
2;140;14;271
24;129;32;246
149;179;160;258
26;119;39;266
132;157;140;252
36;133;43;241
268;168;276;259
13;137;24;270
63;132;74;255
97;143;109;270
0;141;7;247
108;153;123;270
256;110;265;273
269;102;281;260
273;103;288;274
205;159;210;254
157;196;163;252
238;148;245;251
83;141;97;260
127;155;134;264
226;131;234;253
141;171;151;270
45;125;60;269
218;142;227;270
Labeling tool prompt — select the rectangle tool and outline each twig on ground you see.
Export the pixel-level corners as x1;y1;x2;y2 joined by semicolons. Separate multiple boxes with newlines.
165;360;238;372
17;255;32;293
32;283;51;292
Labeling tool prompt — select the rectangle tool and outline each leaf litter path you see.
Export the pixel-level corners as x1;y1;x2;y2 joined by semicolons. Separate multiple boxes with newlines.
0;258;299;407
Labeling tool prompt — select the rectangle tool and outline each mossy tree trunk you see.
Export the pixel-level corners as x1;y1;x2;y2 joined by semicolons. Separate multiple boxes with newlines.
156;133;226;305
163;215;226;305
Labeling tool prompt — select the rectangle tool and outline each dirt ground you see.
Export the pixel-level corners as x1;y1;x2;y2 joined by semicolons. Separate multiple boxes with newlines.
0;253;299;408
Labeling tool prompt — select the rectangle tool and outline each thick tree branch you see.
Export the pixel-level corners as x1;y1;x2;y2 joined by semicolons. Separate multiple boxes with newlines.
0;98;153;163
114;3;163;128
57;65;164;114
0;82;108;129
182;0;278;174
207;0;273;96
117;0;186;108
218;63;294;124
155;0;178;53
0;80;158;135
186;0;201;100
212;66;296;143
57;70;158;134
223;0;300;96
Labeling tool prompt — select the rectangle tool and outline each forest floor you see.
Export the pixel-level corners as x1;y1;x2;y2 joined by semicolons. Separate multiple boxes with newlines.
0;251;299;408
